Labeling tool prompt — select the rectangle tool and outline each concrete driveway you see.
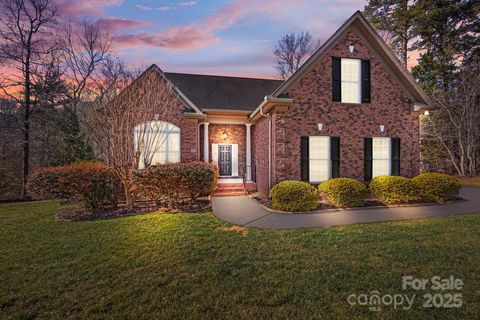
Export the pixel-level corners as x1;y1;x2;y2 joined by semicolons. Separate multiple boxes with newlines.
211;186;480;229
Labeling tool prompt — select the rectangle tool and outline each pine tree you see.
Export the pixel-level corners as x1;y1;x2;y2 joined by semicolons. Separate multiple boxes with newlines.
411;0;480;91
363;0;416;66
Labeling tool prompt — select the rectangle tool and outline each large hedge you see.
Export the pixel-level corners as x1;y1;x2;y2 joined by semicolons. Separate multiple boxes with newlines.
27;162;119;212
413;173;461;203
319;178;368;208
269;180;318;212
133;162;218;206
368;176;420;205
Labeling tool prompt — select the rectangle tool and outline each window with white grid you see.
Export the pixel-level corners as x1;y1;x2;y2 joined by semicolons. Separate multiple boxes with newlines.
309;136;330;183
372;137;391;178
135;121;180;169
341;58;361;103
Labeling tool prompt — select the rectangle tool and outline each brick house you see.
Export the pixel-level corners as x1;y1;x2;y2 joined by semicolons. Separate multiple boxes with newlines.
128;11;431;196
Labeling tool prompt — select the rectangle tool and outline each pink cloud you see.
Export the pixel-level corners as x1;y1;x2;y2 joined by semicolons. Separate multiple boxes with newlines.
95;18;154;33
56;0;122;19
112;0;303;51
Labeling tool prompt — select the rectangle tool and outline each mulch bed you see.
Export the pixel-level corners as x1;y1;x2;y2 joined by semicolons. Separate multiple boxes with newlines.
56;199;211;222
253;194;464;214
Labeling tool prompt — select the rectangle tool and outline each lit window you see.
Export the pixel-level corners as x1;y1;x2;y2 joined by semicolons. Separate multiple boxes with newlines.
309;136;330;183
341;58;361;103
372;137;391;178
134;121;180;169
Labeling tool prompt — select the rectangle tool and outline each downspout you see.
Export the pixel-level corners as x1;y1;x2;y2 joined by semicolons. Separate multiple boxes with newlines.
260;97;272;190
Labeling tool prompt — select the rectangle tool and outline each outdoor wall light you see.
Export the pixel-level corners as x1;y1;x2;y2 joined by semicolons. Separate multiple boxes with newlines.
348;45;355;53
379;125;385;133
222;131;228;141
317;123;323;131
424;110;430;116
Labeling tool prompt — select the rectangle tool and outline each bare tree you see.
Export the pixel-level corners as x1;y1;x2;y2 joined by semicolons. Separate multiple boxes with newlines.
273;31;319;80
61;20;112;112
422;65;480;176
0;0;57;198
81;62;182;210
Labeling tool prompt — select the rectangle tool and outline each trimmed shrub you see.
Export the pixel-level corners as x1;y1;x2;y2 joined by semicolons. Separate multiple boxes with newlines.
369;176;420;205
318;178;368;208
27;162;119;211
412;173;461;203
269;180;318;212
133;162;218;206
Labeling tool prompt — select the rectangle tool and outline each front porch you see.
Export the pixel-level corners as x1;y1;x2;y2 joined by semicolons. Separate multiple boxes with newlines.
199;112;254;184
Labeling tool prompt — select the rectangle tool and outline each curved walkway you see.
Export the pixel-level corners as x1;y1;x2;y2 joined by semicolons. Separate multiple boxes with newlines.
211;186;480;229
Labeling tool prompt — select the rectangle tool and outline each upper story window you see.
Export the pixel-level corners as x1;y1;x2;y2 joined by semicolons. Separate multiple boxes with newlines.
341;58;361;103
332;57;371;104
134;121;181;169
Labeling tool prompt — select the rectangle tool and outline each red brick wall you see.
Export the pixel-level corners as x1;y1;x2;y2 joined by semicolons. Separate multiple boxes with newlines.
208;124;246;177
271;27;420;184
252;116;270;196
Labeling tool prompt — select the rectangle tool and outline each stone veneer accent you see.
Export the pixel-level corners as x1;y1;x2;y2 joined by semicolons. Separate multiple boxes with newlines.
254;27;420;196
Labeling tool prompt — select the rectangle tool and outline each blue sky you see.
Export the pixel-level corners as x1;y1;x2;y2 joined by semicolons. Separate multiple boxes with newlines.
59;0;367;78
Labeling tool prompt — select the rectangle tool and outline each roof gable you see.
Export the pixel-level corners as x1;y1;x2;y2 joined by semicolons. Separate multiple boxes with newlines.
141;65;204;115
272;11;431;106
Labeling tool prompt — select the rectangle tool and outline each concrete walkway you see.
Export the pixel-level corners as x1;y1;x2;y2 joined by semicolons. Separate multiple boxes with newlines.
211;186;480;229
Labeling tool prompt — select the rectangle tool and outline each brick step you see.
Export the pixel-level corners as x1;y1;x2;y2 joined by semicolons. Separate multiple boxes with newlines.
216;183;244;187
215;187;246;192
213;182;256;197
213;191;248;197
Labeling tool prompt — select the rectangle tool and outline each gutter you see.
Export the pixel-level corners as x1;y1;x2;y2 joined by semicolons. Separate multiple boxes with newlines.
249;96;293;121
259;101;272;191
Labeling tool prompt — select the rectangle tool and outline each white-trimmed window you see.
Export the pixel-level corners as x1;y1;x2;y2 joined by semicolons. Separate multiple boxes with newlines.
135;121;180;169
372;137;391;178
341;58;361;103
309;136;330;183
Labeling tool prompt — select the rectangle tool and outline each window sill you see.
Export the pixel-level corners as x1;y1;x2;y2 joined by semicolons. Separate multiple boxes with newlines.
335;102;370;106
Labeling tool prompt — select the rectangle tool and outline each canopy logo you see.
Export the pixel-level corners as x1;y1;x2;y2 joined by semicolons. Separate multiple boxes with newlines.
347;275;463;312
347;291;415;312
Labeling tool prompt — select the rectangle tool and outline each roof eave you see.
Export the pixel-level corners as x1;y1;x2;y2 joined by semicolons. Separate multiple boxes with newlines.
202;109;251;116
249;96;293;121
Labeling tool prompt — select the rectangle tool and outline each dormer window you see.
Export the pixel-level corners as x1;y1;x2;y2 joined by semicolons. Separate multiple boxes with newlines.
332;57;371;103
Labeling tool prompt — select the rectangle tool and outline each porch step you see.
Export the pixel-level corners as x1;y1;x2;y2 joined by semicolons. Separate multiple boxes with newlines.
213;183;256;197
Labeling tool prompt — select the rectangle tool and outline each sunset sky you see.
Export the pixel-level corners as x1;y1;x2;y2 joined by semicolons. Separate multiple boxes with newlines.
55;0;373;79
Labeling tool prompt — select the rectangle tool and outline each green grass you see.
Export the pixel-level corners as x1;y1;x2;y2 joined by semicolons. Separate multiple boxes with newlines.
1;201;479;319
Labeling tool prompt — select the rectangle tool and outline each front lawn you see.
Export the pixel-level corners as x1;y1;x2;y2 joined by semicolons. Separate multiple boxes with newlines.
1;202;479;319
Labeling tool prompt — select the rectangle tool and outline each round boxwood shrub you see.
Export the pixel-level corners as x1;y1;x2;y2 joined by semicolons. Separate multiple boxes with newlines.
368;176;420;205
412;173;460;203
318;178;368;208
269;180;318;212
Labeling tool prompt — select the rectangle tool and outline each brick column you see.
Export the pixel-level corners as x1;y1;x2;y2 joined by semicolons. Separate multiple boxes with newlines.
203;122;209;162
245;123;252;181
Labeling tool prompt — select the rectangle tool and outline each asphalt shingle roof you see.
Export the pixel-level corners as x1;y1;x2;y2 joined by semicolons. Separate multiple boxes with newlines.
164;72;284;112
